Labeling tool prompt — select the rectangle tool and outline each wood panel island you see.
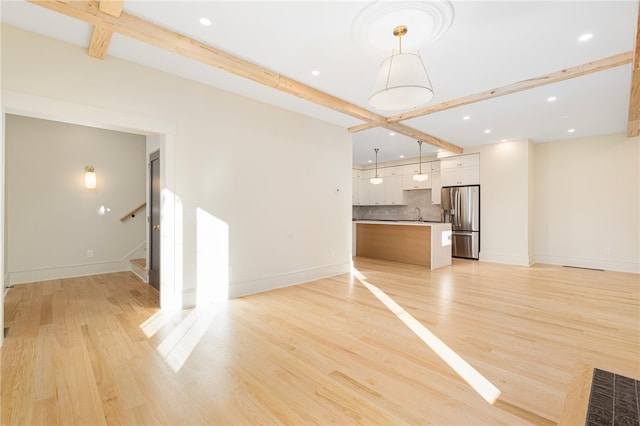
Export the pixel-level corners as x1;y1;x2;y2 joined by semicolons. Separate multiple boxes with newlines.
353;220;452;269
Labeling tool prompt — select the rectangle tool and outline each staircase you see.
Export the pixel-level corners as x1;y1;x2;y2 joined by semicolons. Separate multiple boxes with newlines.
130;258;148;283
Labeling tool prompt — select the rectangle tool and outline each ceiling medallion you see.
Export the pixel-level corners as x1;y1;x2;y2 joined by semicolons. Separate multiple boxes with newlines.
351;0;455;52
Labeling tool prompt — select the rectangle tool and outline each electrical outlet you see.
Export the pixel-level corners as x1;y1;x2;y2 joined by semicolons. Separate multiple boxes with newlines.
86;249;94;258
604;248;611;256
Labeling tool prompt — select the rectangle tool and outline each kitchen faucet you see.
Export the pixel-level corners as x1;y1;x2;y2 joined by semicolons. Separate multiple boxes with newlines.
415;207;422;221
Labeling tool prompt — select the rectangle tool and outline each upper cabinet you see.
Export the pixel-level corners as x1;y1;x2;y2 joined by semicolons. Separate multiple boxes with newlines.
385;175;404;205
431;171;441;205
386;166;404;176
384;166;405;205
352;160;446;206
440;154;480;186
353;169;371;205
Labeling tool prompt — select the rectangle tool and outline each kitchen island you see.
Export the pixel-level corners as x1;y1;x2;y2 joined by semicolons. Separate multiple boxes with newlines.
353;220;452;270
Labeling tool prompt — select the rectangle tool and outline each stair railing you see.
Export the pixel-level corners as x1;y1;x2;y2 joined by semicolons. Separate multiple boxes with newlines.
120;202;146;222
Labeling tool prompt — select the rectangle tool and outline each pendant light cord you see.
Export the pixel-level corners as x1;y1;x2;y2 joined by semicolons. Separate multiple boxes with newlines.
393;25;407;54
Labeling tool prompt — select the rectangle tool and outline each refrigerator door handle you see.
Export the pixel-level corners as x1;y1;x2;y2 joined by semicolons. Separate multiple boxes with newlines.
453;231;475;237
455;190;461;227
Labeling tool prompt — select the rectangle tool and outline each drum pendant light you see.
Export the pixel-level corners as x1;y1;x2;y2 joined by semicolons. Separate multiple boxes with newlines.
369;26;434;111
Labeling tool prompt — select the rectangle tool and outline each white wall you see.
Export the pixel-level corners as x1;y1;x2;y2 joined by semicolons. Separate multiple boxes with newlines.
534;133;640;272
464;140;534;265
458;134;639;272
1;99;5;349
5;115;146;284
1;25;352;306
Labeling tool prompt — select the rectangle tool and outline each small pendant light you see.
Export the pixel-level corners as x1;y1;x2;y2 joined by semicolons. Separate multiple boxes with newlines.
370;148;383;185
413;141;429;182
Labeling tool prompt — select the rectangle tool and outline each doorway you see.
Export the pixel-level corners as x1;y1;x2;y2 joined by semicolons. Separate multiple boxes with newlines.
1;92;175;347
149;150;161;291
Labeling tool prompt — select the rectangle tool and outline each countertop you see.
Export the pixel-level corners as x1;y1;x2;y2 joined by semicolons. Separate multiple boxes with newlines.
353;220;449;227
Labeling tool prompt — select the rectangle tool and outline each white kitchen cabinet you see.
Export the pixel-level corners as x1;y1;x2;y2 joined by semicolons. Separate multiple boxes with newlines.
352;177;358;204
440;154;480;186
385;175;404;205
404;161;439;173
386;166;404;176
353;170;371;205
354;179;370;205
440;154;479;169
352;169;361;204
369;177;386;205
431;171;441;204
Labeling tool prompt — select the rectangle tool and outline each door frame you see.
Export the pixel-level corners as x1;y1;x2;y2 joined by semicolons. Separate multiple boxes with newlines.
148;149;161;292
0;90;178;347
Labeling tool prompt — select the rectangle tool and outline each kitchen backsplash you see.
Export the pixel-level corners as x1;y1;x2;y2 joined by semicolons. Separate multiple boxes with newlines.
353;189;441;222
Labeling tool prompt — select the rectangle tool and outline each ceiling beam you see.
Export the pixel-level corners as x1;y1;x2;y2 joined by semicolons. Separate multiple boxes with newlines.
627;2;640;137
88;25;113;59
28;0;463;154
384;122;463;154
98;0;124;17
349;51;634;134
87;0;124;59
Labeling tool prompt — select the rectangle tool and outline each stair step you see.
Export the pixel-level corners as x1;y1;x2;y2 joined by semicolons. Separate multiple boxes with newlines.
129;258;148;283
130;258;146;270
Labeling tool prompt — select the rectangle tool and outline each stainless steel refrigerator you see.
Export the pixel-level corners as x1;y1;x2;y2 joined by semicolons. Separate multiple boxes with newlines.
441;185;480;259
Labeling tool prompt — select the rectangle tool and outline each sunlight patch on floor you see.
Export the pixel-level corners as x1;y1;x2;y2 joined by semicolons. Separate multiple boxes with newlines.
139;310;180;338
155;303;223;373
355;269;502;404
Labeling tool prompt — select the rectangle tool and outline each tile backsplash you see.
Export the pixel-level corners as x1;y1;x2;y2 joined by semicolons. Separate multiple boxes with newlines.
353;189;441;222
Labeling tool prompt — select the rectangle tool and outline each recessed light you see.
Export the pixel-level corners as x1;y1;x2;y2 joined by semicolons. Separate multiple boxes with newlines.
368;160;373;163
399;155;405;159
463;116;470;120
199;17;212;27
389;132;395;136
501;139;507;142
578;33;593;42
311;70;320;76
484;129;491;134
568;128;576;133
547;96;557;102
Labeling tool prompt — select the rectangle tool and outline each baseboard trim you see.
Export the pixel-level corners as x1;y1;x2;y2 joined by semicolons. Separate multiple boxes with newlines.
535;255;639;274
8;260;131;285
229;262;351;298
479;252;533;266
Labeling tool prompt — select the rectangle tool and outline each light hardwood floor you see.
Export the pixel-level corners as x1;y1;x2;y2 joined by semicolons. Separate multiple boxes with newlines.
2;258;639;425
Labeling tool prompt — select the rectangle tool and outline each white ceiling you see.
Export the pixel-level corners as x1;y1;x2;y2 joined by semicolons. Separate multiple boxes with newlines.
1;0;637;165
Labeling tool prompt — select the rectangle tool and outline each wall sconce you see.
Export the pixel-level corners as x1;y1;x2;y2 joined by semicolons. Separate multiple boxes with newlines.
84;165;97;189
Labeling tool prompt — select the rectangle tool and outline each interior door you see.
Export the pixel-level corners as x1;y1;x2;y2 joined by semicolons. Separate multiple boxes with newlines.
149;150;160;291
